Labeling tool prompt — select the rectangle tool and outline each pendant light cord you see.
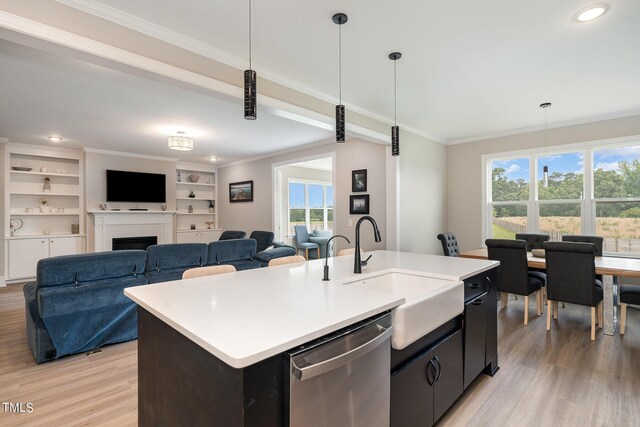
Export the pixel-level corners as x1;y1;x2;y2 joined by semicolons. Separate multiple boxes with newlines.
249;0;252;70
338;22;342;105
544;106;547;157
394;59;397;126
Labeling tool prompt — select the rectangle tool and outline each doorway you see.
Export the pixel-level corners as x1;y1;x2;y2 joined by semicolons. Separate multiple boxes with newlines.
273;154;335;245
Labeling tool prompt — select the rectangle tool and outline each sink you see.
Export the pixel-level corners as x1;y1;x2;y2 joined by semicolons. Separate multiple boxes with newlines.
343;272;463;350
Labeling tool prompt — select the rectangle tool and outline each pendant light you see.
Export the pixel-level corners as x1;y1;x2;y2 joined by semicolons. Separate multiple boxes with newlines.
244;0;257;120
540;102;552;187
333;13;348;143
389;52;402;156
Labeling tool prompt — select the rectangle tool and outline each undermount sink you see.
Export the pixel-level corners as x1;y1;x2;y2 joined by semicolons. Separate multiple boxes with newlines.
343;272;463;350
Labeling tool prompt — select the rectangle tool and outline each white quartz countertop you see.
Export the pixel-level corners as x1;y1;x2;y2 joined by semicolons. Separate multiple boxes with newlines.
125;250;498;368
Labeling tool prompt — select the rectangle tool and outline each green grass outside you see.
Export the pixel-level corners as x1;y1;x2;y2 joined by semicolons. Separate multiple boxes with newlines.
493;224;515;239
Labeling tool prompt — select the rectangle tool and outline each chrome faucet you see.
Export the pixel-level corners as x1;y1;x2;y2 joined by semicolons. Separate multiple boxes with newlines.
354;216;382;274
322;234;350;281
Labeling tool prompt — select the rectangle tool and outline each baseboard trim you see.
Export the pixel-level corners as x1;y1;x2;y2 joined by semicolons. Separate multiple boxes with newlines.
0;276;6;287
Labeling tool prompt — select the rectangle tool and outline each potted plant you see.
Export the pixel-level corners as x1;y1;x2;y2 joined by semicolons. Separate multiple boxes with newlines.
40;198;52;213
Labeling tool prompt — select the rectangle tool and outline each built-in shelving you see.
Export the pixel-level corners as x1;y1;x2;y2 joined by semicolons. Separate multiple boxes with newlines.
175;164;218;239
4;144;86;282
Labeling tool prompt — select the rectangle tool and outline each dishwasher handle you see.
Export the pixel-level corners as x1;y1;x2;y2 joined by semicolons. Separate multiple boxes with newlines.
291;324;392;381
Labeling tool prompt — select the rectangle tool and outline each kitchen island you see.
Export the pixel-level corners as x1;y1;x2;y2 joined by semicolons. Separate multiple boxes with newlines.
125;250;499;426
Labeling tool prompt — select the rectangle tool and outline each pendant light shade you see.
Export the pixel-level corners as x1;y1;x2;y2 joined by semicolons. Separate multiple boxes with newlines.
244;0;256;120
389;52;402;156
333;13;348;143
336;104;345;142
540;102;552;188
244;69;256;120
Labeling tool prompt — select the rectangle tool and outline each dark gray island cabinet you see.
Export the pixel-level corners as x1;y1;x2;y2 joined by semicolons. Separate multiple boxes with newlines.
125;251;500;427
390;267;498;427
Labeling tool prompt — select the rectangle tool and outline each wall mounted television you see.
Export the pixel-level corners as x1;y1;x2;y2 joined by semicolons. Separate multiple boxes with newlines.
106;170;166;203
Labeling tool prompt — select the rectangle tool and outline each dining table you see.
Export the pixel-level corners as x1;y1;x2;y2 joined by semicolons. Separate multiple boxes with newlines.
459;247;640;335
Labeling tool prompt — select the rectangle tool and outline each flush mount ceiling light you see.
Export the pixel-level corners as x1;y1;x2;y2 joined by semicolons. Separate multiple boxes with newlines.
48;136;63;142
540;102;552;188
389;52;402;157
209;156;217;162
244;0;257;120
333;12;348;143
168;131;193;151
575;4;609;22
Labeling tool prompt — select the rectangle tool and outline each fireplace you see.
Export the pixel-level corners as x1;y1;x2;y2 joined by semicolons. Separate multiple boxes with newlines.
112;236;157;251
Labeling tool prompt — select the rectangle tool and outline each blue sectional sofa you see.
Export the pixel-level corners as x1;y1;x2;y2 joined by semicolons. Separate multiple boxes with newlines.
24;250;148;364
24;238;296;363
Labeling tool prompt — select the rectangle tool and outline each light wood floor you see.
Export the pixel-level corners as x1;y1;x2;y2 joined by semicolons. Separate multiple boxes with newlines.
1;284;639;426
439;295;640;427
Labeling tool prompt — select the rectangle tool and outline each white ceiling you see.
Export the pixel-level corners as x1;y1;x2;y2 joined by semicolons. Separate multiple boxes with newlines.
1;0;639;164
290;157;333;172
0;39;333;164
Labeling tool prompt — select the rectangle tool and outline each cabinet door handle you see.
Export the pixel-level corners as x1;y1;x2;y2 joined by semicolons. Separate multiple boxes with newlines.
426;359;437;386
468;283;481;289
434;356;442;382
472;298;485;306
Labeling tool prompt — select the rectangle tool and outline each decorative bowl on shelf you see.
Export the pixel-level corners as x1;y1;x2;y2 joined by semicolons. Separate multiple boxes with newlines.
531;249;545;258
11;166;32;171
187;175;200;183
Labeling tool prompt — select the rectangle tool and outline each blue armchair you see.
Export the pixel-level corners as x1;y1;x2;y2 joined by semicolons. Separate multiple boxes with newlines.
294;226;320;260
309;229;333;259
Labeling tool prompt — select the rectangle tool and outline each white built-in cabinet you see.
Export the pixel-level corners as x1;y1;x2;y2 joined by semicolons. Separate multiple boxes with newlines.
4;144;85;282
175;163;221;243
176;230;222;244
7;236;84;279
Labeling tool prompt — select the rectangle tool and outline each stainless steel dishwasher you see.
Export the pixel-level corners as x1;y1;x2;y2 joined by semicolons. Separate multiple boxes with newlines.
287;312;392;427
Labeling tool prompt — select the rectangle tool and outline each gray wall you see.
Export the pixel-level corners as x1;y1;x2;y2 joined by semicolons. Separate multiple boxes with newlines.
219;139;388;252
447;115;640;252
398;131;448;255
83;151;177;252
219;132;449;255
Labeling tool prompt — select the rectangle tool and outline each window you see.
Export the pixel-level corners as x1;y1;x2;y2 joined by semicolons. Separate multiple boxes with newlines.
489;158;529;239
288;180;333;236
594;146;640;254
484;142;640;256
537;152;583;240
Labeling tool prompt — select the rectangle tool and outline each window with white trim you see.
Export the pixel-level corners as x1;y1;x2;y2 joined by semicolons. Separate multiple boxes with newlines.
288;180;333;236
485;141;640;256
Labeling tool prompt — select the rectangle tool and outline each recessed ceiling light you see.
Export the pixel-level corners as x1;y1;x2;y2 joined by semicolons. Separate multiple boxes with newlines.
575;4;609;22
48;136;63;142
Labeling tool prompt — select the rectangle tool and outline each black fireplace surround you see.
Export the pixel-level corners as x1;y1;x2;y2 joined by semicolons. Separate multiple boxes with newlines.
112;236;157;251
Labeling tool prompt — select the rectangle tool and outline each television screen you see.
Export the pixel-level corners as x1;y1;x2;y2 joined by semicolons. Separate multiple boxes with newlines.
106;170;166;203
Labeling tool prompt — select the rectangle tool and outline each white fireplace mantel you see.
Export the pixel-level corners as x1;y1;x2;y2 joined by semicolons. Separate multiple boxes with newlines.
89;211;175;251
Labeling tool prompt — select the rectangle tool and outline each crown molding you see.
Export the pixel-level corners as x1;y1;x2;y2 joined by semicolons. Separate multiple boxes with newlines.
83;147;178;162
219;139;335;169
53;0;446;144
448;108;640;145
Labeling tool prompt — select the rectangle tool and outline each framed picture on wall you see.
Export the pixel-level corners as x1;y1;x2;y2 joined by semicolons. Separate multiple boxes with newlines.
229;180;254;203
349;194;370;215
352;169;367;192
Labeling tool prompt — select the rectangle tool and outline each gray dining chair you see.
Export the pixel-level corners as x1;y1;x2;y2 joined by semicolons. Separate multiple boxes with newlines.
544;241;604;341
515;233;550;251
620;284;640;335
486;239;544;325
437;232;459;257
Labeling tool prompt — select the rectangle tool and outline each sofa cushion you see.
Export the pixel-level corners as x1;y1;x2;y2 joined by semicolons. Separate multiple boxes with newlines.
250;231;275;252
37;250;147;287
219;230;247;240
145;243;207;271
255;246;297;263
226;259;263;271
207;239;257;264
